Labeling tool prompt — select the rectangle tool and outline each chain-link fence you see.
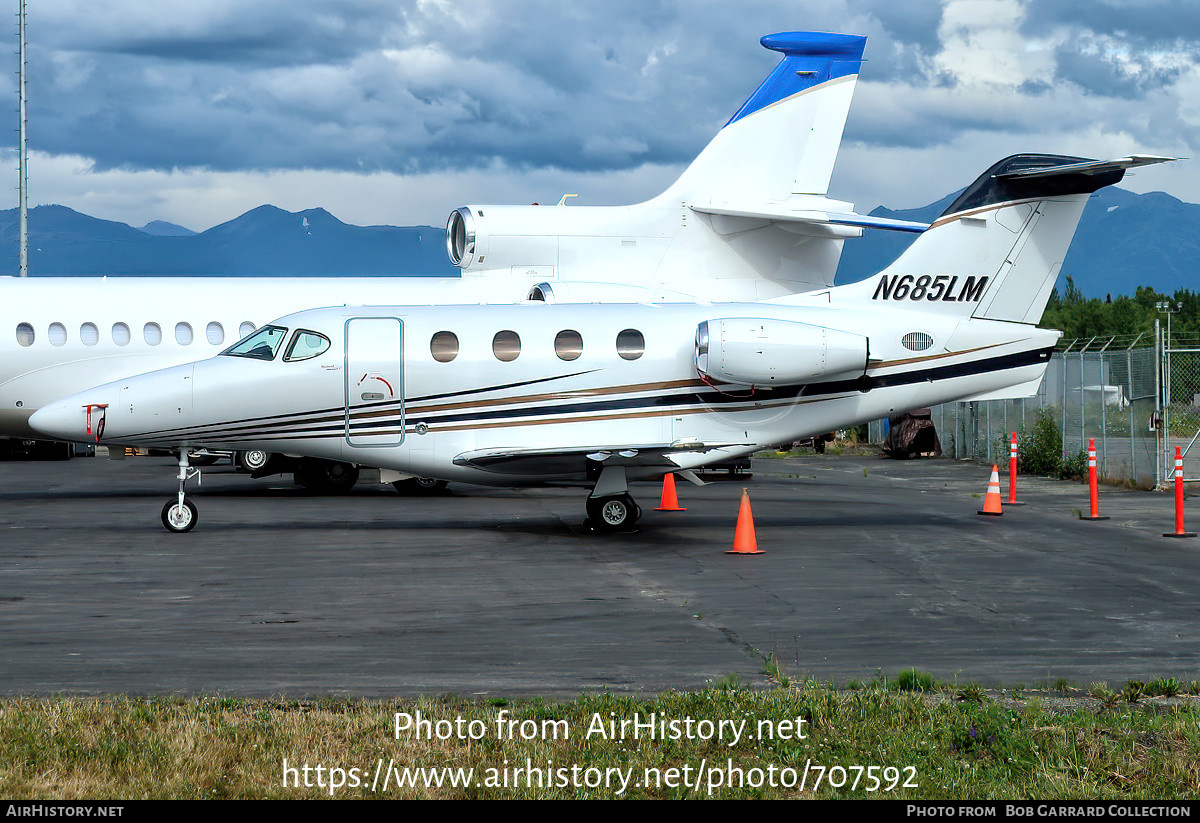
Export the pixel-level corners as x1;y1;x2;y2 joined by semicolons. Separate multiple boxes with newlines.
867;331;1200;488
1163;332;1200;486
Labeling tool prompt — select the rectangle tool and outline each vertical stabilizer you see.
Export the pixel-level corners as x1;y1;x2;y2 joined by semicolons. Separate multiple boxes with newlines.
659;32;866;207
837;154;1174;324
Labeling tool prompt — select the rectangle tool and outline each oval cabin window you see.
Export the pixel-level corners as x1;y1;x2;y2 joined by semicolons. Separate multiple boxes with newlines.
492;330;521;362
430;331;459;363
555;329;583;361
616;328;645;361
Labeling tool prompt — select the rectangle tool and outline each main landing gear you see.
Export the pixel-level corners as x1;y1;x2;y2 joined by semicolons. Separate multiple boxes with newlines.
585;493;641;532
161;449;202;533
585;465;641;533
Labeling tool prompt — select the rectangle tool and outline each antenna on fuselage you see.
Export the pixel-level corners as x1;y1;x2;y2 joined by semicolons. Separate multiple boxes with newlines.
16;0;27;277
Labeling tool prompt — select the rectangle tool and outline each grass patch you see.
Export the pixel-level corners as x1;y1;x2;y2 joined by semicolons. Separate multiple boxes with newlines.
2;683;1198;799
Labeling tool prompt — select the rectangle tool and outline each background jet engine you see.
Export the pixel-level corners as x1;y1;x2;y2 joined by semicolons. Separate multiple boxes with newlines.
694;318;868;388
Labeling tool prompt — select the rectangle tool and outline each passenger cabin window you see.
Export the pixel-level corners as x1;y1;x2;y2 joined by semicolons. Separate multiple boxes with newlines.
616;328;645;361
222;325;288;361
430;331;459;363
144;322;162;346
48;323;67;347
555;329;583;361
112;323;131;346
80;323;99;346
239;321;256;338
176;322;193;345
206;322;224;345
492;330;521;362
283;330;331;362
15;322;33;347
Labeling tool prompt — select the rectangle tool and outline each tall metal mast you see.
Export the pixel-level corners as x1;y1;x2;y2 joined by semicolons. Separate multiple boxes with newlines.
17;0;27;276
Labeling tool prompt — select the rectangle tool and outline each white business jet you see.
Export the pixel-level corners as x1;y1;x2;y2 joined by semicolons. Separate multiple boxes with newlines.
31;153;1172;531
1;30;894;493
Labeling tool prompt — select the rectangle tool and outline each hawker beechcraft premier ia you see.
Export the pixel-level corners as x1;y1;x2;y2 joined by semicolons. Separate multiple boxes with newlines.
2;31;897;491
31;153;1172;532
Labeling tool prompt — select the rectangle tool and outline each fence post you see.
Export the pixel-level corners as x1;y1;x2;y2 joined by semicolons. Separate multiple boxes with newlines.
1155;319;1164;489
1128;344;1135;484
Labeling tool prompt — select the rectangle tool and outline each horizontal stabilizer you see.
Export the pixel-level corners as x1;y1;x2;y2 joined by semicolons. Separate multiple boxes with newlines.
692;202;929;234
995;155;1176;180
941;154;1176;219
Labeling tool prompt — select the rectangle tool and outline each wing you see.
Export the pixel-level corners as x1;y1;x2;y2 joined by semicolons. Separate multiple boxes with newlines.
452;439;753;477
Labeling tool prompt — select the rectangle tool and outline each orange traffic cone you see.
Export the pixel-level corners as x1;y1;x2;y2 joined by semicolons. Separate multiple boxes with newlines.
726;488;763;554
977;465;1003;516
654;473;686;511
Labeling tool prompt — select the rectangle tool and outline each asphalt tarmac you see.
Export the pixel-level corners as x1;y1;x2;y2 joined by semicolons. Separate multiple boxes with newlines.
2;451;1197;697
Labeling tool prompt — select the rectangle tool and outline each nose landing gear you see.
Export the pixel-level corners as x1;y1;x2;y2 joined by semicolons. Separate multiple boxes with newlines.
161;449;202;533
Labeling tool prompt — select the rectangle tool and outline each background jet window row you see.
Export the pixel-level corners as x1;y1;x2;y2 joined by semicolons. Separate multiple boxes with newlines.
429;328;645;364
15;321;259;348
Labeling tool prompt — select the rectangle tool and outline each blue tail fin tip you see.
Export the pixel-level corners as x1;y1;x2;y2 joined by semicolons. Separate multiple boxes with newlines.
726;31;867;127
759;31;867;58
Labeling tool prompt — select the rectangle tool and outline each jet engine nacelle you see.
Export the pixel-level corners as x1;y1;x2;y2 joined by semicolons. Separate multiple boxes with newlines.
444;196;855;303
448;204;672;277
694;318;868;387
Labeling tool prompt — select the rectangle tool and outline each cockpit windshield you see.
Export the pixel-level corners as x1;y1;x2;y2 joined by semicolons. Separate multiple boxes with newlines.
283;330;331;362
221;325;288;361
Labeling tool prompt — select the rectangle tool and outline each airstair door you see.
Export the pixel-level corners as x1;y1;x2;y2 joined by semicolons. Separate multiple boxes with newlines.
344;317;404;447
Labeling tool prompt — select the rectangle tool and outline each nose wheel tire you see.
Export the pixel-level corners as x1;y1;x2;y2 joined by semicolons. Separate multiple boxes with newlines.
161;499;198;533
586;494;640;532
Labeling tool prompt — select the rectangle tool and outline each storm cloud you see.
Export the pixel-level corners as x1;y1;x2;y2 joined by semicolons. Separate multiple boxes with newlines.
8;0;1200;229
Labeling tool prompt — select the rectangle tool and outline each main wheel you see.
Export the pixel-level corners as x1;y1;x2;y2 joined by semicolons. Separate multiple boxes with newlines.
161;499;198;533
295;459;360;494
236;449;271;472
391;477;449;496
587;494;639;532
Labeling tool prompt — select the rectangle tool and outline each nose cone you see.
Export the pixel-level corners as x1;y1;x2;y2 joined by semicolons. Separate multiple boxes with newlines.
30;395;114;442
28;363;195;445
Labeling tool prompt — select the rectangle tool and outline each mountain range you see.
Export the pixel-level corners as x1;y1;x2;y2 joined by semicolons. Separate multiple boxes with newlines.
0;204;454;277
0;188;1194;296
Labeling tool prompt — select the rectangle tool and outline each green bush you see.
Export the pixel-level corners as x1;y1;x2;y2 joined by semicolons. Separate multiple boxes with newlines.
1000;409;1089;480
